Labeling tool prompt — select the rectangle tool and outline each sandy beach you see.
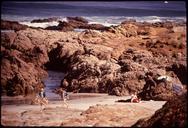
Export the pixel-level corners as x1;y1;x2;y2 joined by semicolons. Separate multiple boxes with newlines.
1;93;166;126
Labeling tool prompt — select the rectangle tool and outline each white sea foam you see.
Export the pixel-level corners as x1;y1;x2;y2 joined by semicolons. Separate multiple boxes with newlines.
85;16;186;26
19;18;67;28
19;21;59;28
88;21;118;27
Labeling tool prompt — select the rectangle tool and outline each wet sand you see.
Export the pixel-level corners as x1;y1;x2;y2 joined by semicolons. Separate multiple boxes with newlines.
1;93;166;126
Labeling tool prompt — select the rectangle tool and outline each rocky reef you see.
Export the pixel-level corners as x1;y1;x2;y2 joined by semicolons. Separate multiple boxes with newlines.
1;17;187;100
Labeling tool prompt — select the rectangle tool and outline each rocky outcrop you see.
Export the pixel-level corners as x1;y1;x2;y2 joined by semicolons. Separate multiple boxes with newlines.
56;21;186;98
46;21;74;31
67;16;88;28
62;54;120;93
1;30;49;96
67;17;88;24
1;20;186;98
1;46;48;96
46;16;109;31
1;20;28;31
132;92;187;127
115;48;184;100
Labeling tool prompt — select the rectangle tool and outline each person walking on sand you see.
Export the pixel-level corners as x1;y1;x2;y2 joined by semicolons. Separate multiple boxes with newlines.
38;87;48;111
59;88;69;108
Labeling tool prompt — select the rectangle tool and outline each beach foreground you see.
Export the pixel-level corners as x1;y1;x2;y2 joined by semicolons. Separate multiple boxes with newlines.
1;93;166;126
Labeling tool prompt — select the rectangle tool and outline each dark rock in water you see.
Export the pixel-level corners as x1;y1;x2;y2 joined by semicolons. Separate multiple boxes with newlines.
45;25;58;30
67;16;88;24
132;92;187;127
67;17;88;28
58;21;74;31
80;24;109;31
1;20;28;31
31;17;58;23
45;21;74;31
121;19;136;24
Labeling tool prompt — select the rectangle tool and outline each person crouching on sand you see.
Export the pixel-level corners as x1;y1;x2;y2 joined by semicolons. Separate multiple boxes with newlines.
131;92;141;103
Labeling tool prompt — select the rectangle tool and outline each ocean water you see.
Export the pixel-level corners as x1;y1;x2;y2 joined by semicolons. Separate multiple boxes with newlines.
1;1;186;28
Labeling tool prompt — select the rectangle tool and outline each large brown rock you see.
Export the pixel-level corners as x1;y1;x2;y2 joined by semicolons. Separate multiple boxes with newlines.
61;54;121;93
58;21;74;31
1;48;47;96
66;17;88;29
1;30;50;96
45;21;74;31
132;92;187;127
